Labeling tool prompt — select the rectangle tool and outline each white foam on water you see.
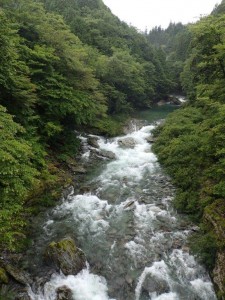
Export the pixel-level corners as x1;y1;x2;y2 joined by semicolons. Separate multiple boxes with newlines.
150;292;179;300
125;240;147;266
34;122;216;300
169;249;201;282
53;194;111;236
190;278;217;300
78;135;91;160
97;125;158;184
135;261;171;300
28;269;115;300
43;220;54;236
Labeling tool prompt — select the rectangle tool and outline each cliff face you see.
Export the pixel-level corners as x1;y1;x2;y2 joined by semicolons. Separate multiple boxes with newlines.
205;200;225;299
213;252;225;299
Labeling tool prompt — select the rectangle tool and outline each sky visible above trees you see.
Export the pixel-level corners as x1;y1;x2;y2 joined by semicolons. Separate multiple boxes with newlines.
103;0;220;31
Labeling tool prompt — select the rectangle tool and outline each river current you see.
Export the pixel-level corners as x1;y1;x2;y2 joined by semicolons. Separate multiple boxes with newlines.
28;107;216;300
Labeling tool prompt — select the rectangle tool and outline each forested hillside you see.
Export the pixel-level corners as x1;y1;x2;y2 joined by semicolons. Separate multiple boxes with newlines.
0;0;174;251
1;0;225;297
148;22;192;93
153;2;225;298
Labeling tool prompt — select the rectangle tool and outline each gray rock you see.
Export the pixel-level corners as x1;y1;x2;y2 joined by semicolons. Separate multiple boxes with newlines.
124;200;135;209
125;275;133;285
142;274;170;294
44;237;86;276
146;136;155;143
87;137;99;148
169;96;182;105
99;149;116;159
15;292;32;300
70;165;86;174
213;251;225;296
56;285;73;300
5;264;32;285
118;137;136;148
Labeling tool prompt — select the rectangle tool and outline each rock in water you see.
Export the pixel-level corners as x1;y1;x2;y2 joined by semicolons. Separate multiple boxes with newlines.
99;149;116;159
44;237;86;276
56;285;73;300
146;136;155;143
142;274;170;294
118;137;136;148
87;136;99;148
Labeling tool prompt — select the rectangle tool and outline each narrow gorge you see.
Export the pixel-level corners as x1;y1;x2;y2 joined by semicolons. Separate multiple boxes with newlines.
25;107;216;300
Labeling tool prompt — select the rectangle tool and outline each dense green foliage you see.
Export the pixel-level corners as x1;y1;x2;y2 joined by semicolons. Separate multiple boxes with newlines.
41;0;174;109
0;0;175;250
148;23;192;93
153;8;225;288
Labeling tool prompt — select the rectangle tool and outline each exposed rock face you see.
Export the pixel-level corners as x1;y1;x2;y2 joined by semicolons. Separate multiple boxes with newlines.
205;199;225;298
44;237;86;276
4;264;32;285
118;137;136;148
56;285;73;300
213;251;225;298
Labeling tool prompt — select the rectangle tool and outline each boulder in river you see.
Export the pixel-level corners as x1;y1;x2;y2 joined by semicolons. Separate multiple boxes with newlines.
44;237;86;276
87;136;99;148
70;165;87;174
118;137;136;148
56;285;73;300
142;274;170;295
146;136;155;143
99;149;116;159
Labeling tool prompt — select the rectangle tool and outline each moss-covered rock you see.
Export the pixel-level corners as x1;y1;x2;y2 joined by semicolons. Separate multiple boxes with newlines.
44;237;86;276
0;267;8;284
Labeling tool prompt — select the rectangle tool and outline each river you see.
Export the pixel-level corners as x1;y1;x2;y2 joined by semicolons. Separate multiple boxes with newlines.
27;106;216;300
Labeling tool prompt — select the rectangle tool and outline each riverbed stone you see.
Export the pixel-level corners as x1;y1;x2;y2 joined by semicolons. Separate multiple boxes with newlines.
87;136;99;148
142;274;170;294
56;285;73;300
99;149;116;159
44;237;86;276
70;165;86;174
146;136;155;143
5;264;32;285
118;137;136;148
15;292;32;300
